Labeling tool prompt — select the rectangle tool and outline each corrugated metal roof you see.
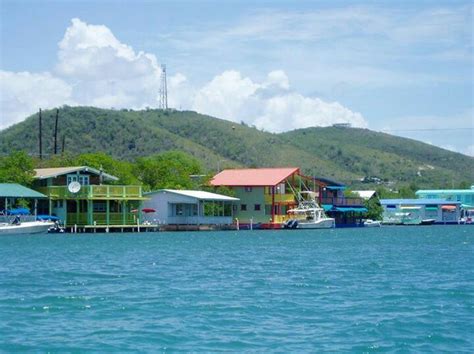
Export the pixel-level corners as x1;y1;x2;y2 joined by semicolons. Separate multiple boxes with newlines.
0;184;47;198
380;199;461;205
34;166;118;181
211;168;299;187
416;189;474;195
145;189;239;201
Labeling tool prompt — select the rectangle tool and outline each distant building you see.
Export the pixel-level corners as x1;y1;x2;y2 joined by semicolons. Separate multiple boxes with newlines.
380;199;461;225
416;187;474;209
142;189;239;226
315;177;368;227
416;187;474;222
33;166;147;228
332;123;351;128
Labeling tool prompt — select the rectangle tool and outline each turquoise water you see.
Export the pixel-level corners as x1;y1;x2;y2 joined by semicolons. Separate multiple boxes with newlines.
0;226;473;352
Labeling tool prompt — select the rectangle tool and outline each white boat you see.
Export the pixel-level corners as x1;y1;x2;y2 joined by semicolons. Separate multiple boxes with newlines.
0;217;54;235
364;219;381;227
283;191;335;229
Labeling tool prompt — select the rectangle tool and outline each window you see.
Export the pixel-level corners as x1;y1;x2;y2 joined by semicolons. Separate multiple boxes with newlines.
67;174;89;185
241;204;247;211
93;201;106;212
244;187;252;192
254;204;261;211
79;175;90;185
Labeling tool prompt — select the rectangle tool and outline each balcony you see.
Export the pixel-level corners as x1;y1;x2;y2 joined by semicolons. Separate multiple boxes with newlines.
37;185;144;200
67;212;137;226
264;193;296;204
320;197;365;206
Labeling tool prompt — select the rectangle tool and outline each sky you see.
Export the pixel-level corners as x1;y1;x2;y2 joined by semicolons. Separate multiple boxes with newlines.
1;0;473;155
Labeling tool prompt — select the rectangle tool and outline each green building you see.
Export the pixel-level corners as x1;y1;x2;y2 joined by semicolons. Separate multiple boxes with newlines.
34;166;147;228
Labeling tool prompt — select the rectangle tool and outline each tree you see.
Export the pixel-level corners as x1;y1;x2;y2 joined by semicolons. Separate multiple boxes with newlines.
0;151;35;186
365;197;383;220
134;151;202;191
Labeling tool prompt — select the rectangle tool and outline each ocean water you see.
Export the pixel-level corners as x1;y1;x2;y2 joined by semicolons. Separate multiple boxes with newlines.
0;226;473;352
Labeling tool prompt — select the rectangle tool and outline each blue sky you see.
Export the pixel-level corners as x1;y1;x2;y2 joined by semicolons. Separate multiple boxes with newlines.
1;0;473;155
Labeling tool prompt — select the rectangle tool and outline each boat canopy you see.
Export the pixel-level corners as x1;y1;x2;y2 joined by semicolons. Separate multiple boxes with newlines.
7;208;31;215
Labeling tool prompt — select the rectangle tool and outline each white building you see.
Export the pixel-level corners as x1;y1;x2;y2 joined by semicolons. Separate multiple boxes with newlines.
142;189;239;225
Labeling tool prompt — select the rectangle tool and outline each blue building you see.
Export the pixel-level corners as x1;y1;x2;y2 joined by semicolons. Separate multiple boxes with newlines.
380;199;461;225
315;177;368;227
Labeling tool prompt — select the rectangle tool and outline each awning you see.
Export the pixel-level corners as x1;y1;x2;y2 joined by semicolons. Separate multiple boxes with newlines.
442;205;457;211
322;204;334;212
425;207;438;211
335;206;368;213
400;206;421;210
326;186;346;190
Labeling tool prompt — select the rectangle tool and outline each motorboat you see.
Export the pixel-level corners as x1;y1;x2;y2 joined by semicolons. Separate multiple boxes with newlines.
283;191;335;229
0;219;54;235
364;219;381;227
0;210;54;235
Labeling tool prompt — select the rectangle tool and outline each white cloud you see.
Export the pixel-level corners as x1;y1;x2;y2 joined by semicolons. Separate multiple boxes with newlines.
55;18;162;109
0;71;73;129
190;70;367;132
1;18;367;133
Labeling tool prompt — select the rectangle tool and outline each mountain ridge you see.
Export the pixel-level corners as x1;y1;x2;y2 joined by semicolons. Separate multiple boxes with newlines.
0;106;472;188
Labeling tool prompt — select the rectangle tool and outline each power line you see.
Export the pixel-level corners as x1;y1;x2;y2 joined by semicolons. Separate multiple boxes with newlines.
382;127;474;132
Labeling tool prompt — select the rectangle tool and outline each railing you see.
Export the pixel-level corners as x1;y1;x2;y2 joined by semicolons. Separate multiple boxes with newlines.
320;197;365;206
67;212;137;226
38;185;143;199
264;194;296;204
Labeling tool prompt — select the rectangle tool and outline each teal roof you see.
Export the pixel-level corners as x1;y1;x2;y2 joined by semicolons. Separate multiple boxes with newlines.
0;184;47;198
416;189;474;195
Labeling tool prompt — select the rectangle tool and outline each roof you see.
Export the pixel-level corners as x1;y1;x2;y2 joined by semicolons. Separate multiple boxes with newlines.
313;177;346;187
0;183;47;198
380;199;461;205
34;166;118;181
416;189;474;195
145;189;239;201
353;190;377;200
211;168;299;187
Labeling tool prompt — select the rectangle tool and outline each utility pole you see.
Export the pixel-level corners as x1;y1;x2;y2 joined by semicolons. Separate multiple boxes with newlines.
53;109;59;155
38;108;43;159
61;135;65;154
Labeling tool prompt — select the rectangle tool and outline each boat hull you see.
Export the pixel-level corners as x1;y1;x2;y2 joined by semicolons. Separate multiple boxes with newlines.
0;221;54;235
295;218;335;229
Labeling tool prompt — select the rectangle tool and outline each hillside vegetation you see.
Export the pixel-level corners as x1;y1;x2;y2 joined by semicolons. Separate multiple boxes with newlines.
0;106;472;188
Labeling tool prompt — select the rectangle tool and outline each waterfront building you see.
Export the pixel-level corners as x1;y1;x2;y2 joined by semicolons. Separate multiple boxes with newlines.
210;168;302;226
416;186;474;211
142;189;239;226
0;183;47;218
380;199;461;225
33;166;147;229
315;178;368;227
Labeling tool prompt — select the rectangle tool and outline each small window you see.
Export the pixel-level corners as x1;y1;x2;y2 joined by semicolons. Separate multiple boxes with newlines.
254;204;261;211
241;204;247;211
244;187;252;192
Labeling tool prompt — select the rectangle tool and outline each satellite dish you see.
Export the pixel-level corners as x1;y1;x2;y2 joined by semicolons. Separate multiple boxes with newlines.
68;181;81;193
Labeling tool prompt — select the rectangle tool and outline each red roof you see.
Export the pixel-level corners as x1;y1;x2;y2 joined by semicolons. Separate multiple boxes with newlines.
211;168;300;187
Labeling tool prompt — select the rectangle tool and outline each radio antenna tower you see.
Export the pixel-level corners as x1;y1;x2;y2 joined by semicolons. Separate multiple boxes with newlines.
158;64;168;109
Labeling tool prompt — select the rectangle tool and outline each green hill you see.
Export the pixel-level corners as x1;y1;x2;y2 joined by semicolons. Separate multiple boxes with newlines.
0;106;472;188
